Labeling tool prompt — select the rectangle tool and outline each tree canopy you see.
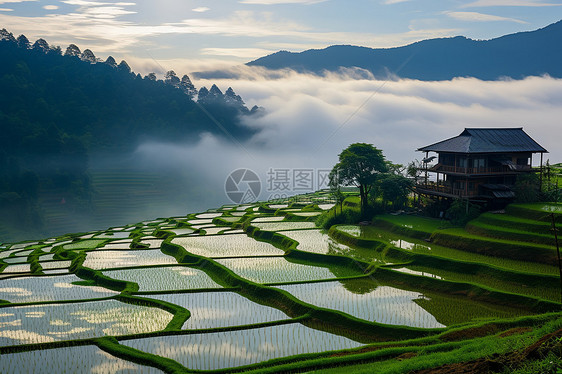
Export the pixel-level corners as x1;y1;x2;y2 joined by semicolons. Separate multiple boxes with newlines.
330;143;388;214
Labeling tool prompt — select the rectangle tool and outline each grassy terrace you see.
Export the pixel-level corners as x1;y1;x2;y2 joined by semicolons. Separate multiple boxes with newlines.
0;191;561;373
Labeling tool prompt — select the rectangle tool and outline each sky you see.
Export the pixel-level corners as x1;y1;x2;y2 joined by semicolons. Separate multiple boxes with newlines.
1;0;561;213
0;0;561;73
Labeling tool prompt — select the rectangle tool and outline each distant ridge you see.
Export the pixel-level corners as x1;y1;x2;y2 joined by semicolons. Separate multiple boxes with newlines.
246;20;562;81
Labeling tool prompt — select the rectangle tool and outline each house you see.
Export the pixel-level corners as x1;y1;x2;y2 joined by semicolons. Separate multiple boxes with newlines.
415;128;547;202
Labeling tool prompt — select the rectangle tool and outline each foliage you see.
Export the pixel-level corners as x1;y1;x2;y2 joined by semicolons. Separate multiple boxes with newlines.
446;199;481;226
0;32;257;241
514;173;541;203
330;143;388;215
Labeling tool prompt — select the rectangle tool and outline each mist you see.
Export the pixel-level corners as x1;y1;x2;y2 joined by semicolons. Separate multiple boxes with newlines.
127;70;562;216
12;70;560;242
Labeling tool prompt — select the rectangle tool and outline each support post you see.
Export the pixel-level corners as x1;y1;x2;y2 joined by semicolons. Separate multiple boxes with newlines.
550;213;562;305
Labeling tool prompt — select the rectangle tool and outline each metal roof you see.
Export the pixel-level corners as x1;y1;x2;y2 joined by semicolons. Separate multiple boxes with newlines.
417;128;548;154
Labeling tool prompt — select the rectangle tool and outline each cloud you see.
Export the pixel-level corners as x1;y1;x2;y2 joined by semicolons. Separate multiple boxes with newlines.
0;7;13;10
200;47;275;58
444;11;528;23
462;0;561;7
135;71;560;210
383;0;411;4
43;5;59;10
192;7;210;12
239;0;326;4
0;0;36;3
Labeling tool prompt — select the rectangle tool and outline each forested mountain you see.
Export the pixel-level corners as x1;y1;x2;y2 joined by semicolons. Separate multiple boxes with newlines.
0;30;258;242
246;20;562;80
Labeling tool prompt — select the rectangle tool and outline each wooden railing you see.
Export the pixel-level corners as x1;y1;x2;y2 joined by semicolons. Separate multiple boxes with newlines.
416;183;479;197
425;164;532;174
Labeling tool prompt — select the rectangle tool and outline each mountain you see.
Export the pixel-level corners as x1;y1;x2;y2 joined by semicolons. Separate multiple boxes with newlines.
0;31;257;242
247;20;562;81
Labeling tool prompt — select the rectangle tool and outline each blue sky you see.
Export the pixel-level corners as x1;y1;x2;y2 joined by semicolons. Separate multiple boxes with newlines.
0;0;561;73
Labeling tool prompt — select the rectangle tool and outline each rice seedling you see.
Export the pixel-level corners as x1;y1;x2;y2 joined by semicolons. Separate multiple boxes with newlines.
0;275;118;303
63;240;106;250
2;264;31;273
0;300;172;345
187;219;214;225
171;234;283;257
220;217;242;223
122;323;362;371
275;281;445;328
83;250;177;269
93;231;130;239
251;222;317;231
391;267;443;279
102;267;222;291
168;228;195;236
221;229;246;234
251;216;285;223
200;226;229;235
280;230;353;255
150;292;290;329
96;242;132;250
139;239;164;248
216;258;362;284
0;345;161;374
292;212;322;217
196;213;224;219
38;261;72;270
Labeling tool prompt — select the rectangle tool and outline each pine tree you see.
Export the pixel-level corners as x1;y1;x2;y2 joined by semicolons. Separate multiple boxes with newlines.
32;38;49;53
197;86;209;102
64;44;81;57
80;49;96;63
118;60;131;73
16;35;30;49
208;84;223;101
105;56;117;68
0;29;16;43
165;70;180;87
180;74;198;98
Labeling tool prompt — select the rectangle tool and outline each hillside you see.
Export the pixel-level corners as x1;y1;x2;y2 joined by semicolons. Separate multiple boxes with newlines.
0;194;560;372
0;30;257;243
246;20;562;80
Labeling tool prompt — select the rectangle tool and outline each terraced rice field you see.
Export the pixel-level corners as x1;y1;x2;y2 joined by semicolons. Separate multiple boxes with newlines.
0;191;560;373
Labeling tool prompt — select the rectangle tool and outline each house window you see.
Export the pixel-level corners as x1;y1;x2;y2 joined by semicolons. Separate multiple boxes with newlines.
517;157;529;166
456;157;467;168
473;158;486;169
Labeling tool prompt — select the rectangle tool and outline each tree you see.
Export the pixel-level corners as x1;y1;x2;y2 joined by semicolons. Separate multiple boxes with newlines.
197;86;209;102
80;49;96;63
330;143;388;215
64;44;81;57
16;35;30;49
32;38;49;53
105;56;117;68
145;72;157;81
0;29;16;43
328;168;345;218
165;70;180;87
180;74;197;98
117;60;131;74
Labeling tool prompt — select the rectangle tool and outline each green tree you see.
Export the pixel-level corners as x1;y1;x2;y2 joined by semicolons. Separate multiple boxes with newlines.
330;143;387;215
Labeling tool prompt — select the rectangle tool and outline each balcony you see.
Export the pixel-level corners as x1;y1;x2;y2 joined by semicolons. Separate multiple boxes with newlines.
415;182;479;198
424;163;532;175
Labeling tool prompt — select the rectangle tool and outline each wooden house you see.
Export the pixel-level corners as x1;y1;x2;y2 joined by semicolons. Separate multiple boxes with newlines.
415;128;547;202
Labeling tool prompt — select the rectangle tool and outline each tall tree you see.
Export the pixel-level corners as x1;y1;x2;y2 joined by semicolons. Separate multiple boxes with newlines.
180;74;197;98
64;44;81;57
330;143;387;215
